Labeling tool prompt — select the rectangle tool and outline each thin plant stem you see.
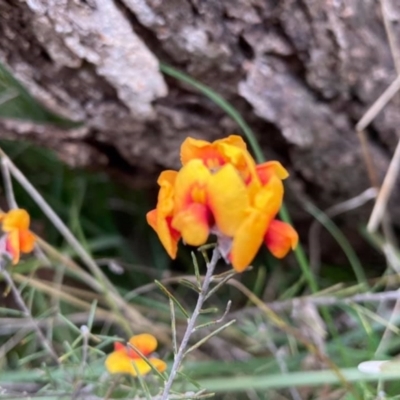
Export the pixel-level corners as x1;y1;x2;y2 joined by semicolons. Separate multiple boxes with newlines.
1;267;59;364
367;138;400;233
229;289;400;315
1;157;17;208
160;248;220;400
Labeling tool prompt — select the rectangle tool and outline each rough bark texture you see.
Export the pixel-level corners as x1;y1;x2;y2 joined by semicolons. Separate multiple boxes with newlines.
1;0;400;224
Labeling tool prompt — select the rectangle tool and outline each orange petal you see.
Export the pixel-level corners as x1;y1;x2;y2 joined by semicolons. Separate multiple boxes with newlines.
180;137;225;167
128;334;158;358
146;209;157;232
172;203;210;246
147;170;180;259
113;342;126;352
157;170;178;187
230;209;269;272
148;357;167;373
264;220;299;258
6;230;20;265
19;230;36;253
207;164;249;236
256;161;289;185
146;211;180;259
1;209;30;232
214;135;247;150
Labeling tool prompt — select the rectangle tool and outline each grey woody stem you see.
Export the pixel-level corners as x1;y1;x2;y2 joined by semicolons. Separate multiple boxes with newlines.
161;248;220;400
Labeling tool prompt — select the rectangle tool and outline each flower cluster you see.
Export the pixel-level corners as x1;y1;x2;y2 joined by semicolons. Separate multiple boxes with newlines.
105;334;166;377
147;136;298;272
0;209;36;265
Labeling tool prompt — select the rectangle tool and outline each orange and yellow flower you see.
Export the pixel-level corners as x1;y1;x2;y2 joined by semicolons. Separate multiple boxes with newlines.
147;136;298;272
0;209;36;265
105;333;166;377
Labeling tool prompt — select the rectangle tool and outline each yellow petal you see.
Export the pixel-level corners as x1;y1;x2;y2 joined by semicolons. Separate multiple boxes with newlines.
256;161;289;185
130;358;166;377
253;175;284;217
264;220;298;258
207;164;249;236
230;209;268;272
214;135;247;150
172;203;210;246
128;334;158;357
2;209;30;232
105;351;136;376
105;351;166;377
173;160;211;214
157;172;177;216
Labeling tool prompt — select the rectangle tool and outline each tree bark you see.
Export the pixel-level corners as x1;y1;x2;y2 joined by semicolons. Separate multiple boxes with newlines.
1;0;400;221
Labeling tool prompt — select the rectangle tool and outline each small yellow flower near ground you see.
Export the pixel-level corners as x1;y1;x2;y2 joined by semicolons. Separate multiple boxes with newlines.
105;333;167;377
0;209;36;265
147;135;298;272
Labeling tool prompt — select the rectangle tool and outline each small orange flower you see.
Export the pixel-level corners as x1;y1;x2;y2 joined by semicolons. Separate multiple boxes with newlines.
0;209;36;264
147;136;298;272
105;333;167;377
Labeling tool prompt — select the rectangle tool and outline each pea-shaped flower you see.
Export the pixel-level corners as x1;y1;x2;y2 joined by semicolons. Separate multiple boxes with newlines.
0;209;36;265
147;136;298;272
105;334;166;377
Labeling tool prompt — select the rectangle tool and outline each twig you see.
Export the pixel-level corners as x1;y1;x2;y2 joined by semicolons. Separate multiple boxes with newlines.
380;0;400;74
1;266;59;364
160;248;220;400
235;290;400;313
356;75;400;133
1;157;17;208
356;129;380;188
367;138;400;233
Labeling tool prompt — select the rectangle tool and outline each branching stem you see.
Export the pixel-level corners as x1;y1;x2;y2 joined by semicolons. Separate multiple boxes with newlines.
161;248;220;399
